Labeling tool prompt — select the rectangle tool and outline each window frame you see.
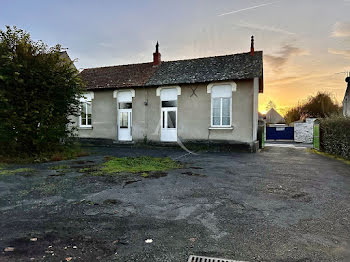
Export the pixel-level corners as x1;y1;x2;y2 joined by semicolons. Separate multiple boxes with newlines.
211;96;232;127
208;83;235;128
79;101;92;128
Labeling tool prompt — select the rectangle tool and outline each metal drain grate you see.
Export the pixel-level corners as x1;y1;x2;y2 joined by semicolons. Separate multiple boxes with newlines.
187;255;248;262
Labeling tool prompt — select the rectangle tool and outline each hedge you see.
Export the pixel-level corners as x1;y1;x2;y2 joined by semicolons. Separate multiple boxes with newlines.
320;116;350;160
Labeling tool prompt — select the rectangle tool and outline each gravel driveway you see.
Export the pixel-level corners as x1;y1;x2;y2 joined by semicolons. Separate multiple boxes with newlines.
1;145;350;262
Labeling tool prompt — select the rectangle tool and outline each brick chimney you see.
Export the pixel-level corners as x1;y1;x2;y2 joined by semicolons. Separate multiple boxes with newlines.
153;41;161;66
251;36;255;55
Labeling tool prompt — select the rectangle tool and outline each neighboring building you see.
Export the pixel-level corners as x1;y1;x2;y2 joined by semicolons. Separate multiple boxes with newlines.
343;77;350;117
59;51;76;68
75;37;264;151
265;108;285;124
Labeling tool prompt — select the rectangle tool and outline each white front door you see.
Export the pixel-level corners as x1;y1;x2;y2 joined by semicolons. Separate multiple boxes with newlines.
118;108;132;141
161;107;177;142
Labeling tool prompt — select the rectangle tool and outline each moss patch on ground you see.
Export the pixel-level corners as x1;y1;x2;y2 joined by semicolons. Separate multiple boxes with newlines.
101;156;181;174
0;167;34;176
309;149;350;165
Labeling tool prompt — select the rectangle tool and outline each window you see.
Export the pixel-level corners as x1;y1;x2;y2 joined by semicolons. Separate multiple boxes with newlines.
119;102;132;109
210;85;232;127
80;102;92;126
167;111;176;128
119;112;128;128
162;100;177;107
79;92;94;128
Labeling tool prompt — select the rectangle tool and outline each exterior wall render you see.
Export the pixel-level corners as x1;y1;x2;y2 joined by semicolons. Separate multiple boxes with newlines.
74;89;118;139
75;80;257;144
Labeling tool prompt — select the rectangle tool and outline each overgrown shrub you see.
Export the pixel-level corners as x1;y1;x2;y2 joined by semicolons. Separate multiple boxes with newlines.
320;116;350;160
285;92;341;124
0;26;84;157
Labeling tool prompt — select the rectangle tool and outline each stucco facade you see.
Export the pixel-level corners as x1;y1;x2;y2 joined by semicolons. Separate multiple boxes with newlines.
74;79;259;146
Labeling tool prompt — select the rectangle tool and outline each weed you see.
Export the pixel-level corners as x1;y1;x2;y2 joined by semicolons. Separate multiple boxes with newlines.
101;156;181;174
49;147;88;161
50;164;70;170
0;145;89;163
0;168;34;176
78;166;102;176
309;149;350;165
141;172;149;178
78;156;180;177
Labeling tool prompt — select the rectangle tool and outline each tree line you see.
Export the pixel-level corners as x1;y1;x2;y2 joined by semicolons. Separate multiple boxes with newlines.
284;92;342;124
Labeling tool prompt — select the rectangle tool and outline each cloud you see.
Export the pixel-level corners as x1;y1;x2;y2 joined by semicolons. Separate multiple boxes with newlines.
332;22;350;37
265;44;308;72
328;48;350;59
235;21;295;35
218;1;279;16
268;73;329;86
329;22;350;60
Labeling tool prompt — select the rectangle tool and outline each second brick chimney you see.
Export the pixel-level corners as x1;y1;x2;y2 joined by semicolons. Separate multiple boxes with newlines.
250;36;255;55
153;41;161;66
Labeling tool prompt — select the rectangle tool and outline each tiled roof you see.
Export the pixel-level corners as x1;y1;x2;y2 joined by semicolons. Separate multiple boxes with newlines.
80;62;157;90
80;51;263;90
146;51;263;86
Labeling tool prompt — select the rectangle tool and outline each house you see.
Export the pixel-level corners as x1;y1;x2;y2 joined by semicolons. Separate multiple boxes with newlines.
265;108;285;124
343;76;350;117
75;37;264;151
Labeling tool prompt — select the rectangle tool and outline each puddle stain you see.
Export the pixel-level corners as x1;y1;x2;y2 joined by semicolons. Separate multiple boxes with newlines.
266;185;312;202
182;171;206;177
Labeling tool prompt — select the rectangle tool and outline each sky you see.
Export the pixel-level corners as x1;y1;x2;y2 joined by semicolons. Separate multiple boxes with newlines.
1;0;350;115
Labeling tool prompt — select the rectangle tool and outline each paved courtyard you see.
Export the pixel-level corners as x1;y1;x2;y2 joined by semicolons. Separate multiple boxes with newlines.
1;145;350;262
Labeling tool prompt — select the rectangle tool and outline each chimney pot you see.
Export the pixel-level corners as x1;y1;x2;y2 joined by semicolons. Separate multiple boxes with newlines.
251;36;255;55
153;41;161;66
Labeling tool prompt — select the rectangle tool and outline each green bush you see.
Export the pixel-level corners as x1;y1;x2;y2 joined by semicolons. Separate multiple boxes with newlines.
320;116;350;160
0;26;84;157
